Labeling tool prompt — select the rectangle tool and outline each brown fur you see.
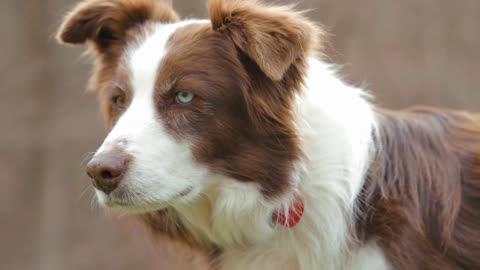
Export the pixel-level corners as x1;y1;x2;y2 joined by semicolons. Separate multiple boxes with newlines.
57;0;178;49
153;22;305;198
208;0;321;81
358;107;480;269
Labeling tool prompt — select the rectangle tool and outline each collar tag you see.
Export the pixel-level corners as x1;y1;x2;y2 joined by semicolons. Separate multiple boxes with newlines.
273;194;304;228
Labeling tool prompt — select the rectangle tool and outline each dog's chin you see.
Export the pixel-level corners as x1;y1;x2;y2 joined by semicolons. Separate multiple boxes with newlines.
95;187;195;214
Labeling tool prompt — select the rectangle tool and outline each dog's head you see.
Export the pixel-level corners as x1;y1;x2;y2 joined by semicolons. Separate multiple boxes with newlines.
58;0;320;213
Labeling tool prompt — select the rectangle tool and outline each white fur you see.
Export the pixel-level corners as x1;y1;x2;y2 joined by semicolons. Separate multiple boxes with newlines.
92;21;390;269
345;243;391;270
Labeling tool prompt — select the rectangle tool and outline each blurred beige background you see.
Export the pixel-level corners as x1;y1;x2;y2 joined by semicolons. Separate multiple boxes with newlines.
0;0;478;269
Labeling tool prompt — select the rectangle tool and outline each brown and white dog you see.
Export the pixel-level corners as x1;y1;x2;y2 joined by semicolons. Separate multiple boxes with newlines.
57;0;480;269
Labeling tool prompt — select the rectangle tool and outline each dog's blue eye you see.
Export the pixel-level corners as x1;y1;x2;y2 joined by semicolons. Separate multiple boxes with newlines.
176;91;195;105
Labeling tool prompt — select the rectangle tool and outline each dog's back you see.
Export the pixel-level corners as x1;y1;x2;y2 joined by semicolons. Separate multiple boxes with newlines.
358;107;480;269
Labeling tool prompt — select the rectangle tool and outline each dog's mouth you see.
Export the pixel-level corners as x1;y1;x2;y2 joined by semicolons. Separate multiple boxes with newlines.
98;186;195;213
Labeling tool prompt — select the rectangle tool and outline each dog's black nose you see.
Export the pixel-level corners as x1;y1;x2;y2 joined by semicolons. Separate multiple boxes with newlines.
86;150;131;194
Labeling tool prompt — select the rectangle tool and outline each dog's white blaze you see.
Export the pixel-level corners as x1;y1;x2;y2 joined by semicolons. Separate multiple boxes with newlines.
95;20;210;210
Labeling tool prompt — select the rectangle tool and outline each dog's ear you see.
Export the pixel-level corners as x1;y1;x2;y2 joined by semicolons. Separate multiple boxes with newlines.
57;0;178;51
209;0;320;81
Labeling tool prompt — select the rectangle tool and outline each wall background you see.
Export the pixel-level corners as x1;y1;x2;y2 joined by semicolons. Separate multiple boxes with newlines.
1;0;478;269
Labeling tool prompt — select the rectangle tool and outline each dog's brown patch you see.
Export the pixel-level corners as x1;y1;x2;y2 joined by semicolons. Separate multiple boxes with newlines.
144;0;322;198
57;0;178;49
208;0;322;81
358;107;480;269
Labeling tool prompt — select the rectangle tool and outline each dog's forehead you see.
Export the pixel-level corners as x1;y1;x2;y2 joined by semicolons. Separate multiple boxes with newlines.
126;20;210;96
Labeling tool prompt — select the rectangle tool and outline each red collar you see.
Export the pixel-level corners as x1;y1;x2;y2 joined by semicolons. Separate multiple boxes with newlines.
273;193;305;228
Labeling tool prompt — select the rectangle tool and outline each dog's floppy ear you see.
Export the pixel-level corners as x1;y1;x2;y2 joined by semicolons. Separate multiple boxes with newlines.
209;0;320;81
57;0;178;51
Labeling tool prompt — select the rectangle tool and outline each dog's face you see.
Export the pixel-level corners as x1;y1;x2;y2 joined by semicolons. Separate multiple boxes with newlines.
58;0;319;212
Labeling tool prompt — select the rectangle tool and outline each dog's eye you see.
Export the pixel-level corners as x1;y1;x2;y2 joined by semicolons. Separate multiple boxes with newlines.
112;95;126;111
175;91;195;105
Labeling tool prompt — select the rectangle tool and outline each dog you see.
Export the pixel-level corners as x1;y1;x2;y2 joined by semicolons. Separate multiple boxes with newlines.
57;0;480;269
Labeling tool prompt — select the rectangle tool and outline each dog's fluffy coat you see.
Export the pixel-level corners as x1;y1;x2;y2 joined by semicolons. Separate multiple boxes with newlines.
57;0;480;269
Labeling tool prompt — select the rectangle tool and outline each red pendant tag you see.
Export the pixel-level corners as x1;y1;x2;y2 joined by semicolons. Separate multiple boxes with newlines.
273;194;304;228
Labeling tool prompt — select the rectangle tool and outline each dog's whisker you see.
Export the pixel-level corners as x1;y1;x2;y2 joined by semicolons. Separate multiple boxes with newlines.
77;183;94;202
80;151;96;167
89;192;98;210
